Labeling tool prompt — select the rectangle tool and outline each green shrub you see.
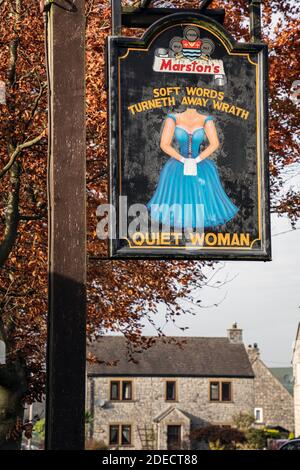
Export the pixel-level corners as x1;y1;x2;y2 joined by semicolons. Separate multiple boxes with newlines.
209;439;225;450
33;418;45;440
233;412;255;431
263;428;280;439
245;428;267;449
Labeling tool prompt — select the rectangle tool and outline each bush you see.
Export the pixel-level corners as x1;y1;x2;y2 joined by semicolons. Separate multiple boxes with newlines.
209;439;225;450
245;428;267;449
85;438;108;450
191;425;246;450
264;428;280;439
33;418;45;440
233;412;254;431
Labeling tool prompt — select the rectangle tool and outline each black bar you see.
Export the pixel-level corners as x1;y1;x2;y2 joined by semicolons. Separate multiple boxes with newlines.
1;450;294;465
112;0;122;35
122;8;225;28
45;0;86;450
249;0;262;42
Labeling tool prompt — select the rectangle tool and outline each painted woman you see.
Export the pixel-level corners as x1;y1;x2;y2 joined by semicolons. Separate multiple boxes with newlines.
147;108;239;229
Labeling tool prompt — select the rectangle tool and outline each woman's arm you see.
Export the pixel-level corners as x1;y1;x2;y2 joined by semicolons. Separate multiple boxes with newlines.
195;120;219;163
160;117;185;162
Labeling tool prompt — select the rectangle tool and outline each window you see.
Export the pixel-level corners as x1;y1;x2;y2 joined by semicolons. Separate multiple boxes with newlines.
122;381;132;400
166;381;177;401
210;382;220;401
109;425;119;445
221;382;231;402
209;381;232;402
254;407;263;423
109;425;132;446
121;425;131;445
110;381;120;400
110;380;133;401
167;425;181;450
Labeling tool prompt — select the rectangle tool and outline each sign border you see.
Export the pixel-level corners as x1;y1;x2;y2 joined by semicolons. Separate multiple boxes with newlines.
108;12;271;260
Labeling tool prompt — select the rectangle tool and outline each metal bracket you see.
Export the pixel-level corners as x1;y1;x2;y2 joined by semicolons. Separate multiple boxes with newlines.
140;0;215;8
249;0;263;42
111;0;225;35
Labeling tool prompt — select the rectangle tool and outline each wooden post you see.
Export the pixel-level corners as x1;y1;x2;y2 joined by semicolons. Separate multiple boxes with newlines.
45;0;86;450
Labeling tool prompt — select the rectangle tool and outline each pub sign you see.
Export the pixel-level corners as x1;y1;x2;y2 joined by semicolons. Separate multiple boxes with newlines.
104;13;271;260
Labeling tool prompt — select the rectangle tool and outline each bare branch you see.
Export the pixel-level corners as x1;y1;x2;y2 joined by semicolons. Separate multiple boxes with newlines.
19;213;46;221
24;82;47;132
0;129;46;179
0;286;36;298
273;227;300;237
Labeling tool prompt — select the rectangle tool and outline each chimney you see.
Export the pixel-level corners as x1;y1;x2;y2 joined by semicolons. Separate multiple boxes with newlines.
247;343;260;363
227;323;243;344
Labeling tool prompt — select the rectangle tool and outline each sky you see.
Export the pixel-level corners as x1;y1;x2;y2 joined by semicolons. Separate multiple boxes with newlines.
142;170;300;368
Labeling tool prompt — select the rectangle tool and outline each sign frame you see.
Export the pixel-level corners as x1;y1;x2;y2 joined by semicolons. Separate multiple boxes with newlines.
107;12;271;261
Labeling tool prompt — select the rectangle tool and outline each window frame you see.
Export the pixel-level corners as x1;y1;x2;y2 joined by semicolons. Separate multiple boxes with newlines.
109;424;120;445
165;380;177;401
167;424;182;450
122;381;133;401
110;380;121;401
209;381;220;401
209;380;232;402
109;424;132;447
221;381;232;402
254;407;263;423
109;379;134;401
121;424;132;446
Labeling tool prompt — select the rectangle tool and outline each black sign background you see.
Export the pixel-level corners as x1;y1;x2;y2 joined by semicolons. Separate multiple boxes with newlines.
108;13;271;260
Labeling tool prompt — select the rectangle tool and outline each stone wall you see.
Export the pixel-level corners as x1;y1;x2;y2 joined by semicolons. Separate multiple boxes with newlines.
250;357;294;432
86;375;254;450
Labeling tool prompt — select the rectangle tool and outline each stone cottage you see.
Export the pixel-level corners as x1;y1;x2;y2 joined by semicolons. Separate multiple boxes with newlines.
293;323;300;437
86;324;294;449
247;343;294;432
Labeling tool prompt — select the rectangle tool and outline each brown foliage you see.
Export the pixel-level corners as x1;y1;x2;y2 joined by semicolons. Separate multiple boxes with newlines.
191;424;246;449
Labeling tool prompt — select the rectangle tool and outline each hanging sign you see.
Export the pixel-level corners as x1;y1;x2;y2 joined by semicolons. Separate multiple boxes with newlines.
104;13;271;260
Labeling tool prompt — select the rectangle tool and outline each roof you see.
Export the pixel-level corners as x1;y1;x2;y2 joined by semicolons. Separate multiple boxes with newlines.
269;367;294;396
87;336;254;378
153;406;191;423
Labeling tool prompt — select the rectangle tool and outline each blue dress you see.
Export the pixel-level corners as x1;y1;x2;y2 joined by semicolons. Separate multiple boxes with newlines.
147;113;239;229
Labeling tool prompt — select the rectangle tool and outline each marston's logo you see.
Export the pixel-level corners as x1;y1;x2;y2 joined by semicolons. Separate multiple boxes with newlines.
153;26;226;85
